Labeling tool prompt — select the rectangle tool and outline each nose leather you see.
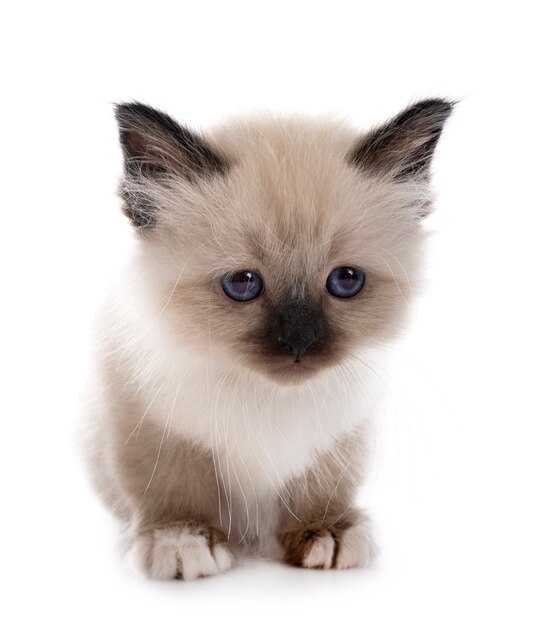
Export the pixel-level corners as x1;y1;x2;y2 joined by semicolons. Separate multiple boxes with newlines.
276;299;322;361
279;326;317;360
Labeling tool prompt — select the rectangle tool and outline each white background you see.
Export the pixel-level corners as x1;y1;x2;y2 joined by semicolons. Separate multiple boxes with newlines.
2;1;545;624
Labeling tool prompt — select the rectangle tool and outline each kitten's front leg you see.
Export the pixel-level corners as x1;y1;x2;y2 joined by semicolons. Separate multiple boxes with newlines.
115;416;234;580
277;431;377;570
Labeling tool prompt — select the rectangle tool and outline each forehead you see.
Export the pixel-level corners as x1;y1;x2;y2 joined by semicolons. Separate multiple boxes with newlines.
165;117;412;279
210;118;366;259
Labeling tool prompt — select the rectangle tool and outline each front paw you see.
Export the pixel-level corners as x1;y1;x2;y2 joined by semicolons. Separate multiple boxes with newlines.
135;523;234;581
279;519;377;570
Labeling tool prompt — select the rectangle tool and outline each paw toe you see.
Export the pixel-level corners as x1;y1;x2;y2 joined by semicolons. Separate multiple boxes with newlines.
137;525;234;581
302;532;335;569
335;523;378;569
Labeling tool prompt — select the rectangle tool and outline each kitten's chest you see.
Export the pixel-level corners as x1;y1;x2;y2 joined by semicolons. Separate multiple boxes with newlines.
156;366;369;495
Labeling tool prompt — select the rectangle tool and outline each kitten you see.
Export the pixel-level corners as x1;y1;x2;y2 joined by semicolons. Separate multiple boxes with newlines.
84;99;453;580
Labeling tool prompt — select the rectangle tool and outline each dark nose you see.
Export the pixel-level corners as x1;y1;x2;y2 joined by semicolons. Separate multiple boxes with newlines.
279;326;317;361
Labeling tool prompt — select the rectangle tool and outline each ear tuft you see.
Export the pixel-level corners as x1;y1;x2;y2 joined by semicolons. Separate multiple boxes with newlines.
114;102;228;228
349;98;455;181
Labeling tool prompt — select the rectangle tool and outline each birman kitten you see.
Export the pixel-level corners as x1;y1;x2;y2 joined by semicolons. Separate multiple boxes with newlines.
84;99;453;580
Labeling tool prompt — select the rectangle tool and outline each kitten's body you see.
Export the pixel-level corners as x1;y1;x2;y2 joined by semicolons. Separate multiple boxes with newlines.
84;101;452;579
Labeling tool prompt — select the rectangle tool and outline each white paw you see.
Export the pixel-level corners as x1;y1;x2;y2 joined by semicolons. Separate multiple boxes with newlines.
303;533;336;569
136;525;234;581
298;520;377;571
335;523;378;569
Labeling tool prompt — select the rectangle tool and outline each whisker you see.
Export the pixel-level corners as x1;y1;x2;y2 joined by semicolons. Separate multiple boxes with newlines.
143;377;183;494
124;384;163;444
375;253;410;305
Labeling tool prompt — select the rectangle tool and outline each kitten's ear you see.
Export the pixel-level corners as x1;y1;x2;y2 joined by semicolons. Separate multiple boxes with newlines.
115;102;228;228
115;102;227;179
349;98;454;181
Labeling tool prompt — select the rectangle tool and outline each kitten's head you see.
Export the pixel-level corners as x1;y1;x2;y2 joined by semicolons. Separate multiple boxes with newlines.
115;100;453;385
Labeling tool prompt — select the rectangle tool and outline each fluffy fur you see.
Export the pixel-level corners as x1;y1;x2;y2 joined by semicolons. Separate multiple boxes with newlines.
84;99;453;578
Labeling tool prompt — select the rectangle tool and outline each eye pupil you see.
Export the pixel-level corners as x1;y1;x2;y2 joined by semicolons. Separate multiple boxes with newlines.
338;268;355;286
326;266;365;298
231;272;252;293
221;270;264;302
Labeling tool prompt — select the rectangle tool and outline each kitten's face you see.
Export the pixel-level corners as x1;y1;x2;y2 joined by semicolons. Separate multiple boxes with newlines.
116;102;452;384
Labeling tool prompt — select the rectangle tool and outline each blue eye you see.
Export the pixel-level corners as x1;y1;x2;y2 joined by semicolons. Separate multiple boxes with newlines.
221;270;264;302
326;266;366;298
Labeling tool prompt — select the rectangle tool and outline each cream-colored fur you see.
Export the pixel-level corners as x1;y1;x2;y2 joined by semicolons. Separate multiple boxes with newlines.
83;100;452;579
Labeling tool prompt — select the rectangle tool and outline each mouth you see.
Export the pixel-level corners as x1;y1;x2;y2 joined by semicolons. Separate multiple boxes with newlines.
285;359;307;370
242;338;332;385
265;356;319;384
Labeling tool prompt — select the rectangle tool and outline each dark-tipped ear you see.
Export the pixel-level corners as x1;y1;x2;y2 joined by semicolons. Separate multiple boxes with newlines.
115;102;227;179
349;98;454;181
115;102;228;228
